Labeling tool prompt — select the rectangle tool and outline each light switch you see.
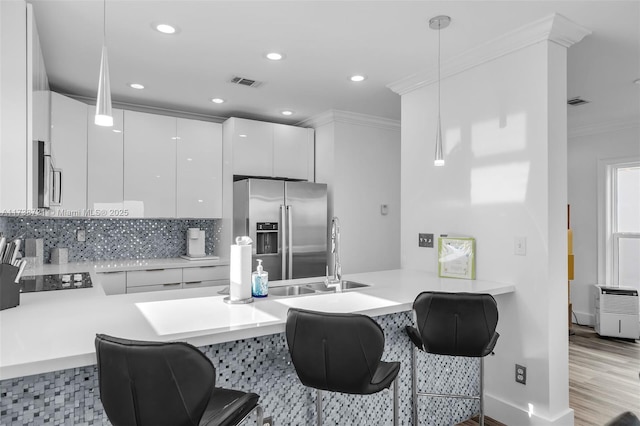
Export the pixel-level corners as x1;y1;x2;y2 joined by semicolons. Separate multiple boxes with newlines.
514;237;526;256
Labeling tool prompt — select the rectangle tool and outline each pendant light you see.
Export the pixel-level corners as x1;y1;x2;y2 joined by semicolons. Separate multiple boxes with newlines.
430;15;450;167
95;0;113;127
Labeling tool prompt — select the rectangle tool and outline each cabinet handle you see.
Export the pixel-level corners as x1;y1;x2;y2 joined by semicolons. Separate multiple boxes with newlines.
146;268;166;272
163;283;181;287
100;271;122;275
185;281;203;285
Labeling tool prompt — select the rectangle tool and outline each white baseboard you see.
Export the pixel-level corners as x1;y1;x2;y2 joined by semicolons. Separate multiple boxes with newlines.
486;393;574;426
571;310;595;327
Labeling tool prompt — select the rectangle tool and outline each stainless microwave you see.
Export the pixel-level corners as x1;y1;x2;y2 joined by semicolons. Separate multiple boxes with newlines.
36;140;62;208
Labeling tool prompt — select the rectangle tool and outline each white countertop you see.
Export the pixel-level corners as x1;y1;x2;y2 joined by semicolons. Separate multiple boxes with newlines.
22;257;230;276
0;268;514;380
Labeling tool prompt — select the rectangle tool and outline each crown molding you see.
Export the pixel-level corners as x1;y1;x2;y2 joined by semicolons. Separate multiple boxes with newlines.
298;109;401;131
569;116;640;139
387;13;592;96
65;93;227;123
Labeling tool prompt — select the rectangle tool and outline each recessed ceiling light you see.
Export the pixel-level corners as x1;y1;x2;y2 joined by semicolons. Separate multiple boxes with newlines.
210;98;225;104
266;52;284;61
112;129;122;133
239;134;248;138
129;83;144;90
634;78;640;85
350;75;366;82
281;110;294;116
155;24;177;34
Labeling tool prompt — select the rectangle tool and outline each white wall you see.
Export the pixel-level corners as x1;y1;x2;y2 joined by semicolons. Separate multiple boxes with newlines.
0;0;28;210
401;40;572;425
568;125;640;325
313;112;401;274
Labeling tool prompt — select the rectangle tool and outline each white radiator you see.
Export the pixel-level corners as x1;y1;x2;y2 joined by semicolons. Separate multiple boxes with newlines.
595;285;640;339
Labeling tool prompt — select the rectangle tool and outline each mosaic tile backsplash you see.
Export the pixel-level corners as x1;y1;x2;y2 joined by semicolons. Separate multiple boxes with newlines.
0;312;480;425
0;217;220;262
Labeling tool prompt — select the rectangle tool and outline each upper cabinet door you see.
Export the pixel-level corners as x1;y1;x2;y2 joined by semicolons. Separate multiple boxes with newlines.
124;111;176;218
50;92;87;213
176;118;222;218
231;118;273;177
273;124;314;181
87;106;124;214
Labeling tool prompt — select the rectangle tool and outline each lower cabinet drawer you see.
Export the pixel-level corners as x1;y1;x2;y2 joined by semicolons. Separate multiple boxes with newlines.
182;280;219;289
126;268;182;288
126;282;183;294
183;265;229;282
98;271;126;295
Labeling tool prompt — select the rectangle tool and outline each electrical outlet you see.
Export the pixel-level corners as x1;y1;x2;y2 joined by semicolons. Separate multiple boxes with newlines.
76;229;86;242
262;416;273;426
515;364;526;385
418;233;434;248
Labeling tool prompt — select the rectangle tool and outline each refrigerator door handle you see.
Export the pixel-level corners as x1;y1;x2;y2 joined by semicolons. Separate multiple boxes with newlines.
280;204;287;279
287;205;293;279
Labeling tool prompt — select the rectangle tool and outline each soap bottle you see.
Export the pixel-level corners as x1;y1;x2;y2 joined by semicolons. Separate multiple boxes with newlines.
251;259;269;297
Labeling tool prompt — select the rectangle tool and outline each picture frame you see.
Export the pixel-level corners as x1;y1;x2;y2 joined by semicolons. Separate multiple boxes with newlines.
438;236;476;279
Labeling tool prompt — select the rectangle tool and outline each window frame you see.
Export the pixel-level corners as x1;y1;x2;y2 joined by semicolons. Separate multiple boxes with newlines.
598;156;640;286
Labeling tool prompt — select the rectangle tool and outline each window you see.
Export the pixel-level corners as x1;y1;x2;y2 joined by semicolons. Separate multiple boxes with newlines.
600;159;640;288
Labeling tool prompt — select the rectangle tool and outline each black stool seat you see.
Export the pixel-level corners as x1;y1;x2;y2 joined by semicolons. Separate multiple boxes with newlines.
95;334;263;426
286;308;400;425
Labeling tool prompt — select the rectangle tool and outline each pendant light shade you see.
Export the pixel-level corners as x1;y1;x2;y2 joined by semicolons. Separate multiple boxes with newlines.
430;15;450;167
95;0;113;127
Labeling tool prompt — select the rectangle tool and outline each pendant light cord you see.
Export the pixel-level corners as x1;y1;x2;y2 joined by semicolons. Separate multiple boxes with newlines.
437;21;441;120
103;0;107;44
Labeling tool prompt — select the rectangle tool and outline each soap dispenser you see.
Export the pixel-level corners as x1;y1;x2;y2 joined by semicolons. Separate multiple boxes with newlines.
251;259;269;297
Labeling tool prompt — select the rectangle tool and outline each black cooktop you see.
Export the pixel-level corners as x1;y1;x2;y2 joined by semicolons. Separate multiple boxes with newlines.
19;272;93;293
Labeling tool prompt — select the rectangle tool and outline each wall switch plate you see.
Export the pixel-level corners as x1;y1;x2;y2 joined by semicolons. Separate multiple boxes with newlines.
514;236;526;256
419;233;434;248
263;416;273;426
515;364;526;385
76;229;86;242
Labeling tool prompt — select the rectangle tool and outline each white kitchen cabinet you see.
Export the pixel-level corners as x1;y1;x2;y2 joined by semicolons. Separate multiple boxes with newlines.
230;118;273;177
183;265;229;283
273;123;314;180
176;118;222;218
97;271;126;295
124;111;176;218
87;107;124;214
50;92;87;213
126;268;182;293
228;117;314;180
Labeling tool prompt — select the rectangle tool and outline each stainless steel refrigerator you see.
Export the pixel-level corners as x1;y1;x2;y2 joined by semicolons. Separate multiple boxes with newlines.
233;179;327;281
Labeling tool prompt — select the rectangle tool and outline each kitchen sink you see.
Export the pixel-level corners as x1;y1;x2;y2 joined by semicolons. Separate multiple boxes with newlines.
218;280;371;298
269;280;370;297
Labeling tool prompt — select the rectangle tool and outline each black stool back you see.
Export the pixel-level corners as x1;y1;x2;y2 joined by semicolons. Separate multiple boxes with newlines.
95;334;262;426
286;308;400;425
411;291;499;357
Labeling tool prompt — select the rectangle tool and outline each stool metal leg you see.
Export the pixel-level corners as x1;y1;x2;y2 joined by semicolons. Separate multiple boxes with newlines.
255;405;264;426
392;377;398;426
411;345;418;426
316;389;322;426
479;358;485;426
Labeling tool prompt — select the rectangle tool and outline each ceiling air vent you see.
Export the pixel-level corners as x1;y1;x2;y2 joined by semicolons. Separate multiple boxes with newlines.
567;97;590;106
229;76;261;88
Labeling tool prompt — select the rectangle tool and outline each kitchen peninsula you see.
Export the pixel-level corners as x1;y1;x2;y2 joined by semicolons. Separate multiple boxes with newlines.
0;267;514;425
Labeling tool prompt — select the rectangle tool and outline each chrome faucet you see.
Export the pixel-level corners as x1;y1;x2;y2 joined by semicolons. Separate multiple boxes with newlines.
326;216;342;285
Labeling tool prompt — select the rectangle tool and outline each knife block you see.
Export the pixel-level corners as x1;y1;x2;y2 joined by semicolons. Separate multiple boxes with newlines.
0;264;20;311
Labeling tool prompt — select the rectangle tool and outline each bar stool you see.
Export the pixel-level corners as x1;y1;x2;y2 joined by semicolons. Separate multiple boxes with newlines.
95;334;263;426
285;308;401;425
405;292;499;426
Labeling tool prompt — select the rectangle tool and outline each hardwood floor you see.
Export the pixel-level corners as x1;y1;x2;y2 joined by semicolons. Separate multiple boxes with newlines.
569;324;640;426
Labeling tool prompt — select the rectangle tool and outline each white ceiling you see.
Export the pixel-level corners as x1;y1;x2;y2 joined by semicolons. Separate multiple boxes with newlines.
29;1;640;129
